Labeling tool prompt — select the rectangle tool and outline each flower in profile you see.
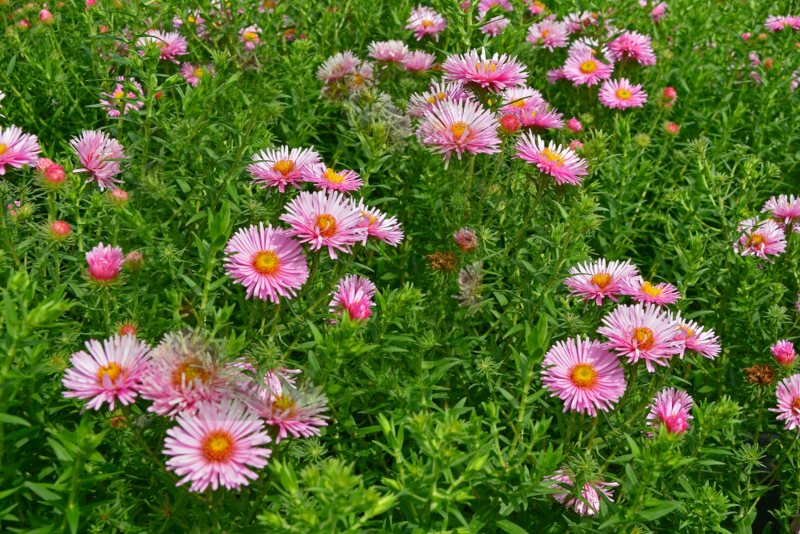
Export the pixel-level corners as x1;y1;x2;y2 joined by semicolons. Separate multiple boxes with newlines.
86;242;123;283
62;335;151;411
564;11;599;32
69;130;126;190
248;146;323;193
454;227;478;252
607;31;657;66
240;25;262;50
563;48;614;86
547;68;567;84
224;224;309;303
650;2;667;22
542;337;626;416
137;30;188;63
598;303;683;372
163;399;272;492
329;274;376;320
765;15;792;32
479;16;510;37
598;78;648;110
762;194;800;233
406;5;446;41
0;125;40;175
566;117;582;133
99;77;144;117
402;51;436;72
407;81;470;118
36;158;66;187
248;381;328;443
500;86;545;113
733;218;786;259
317;51;360;83
527;20;569;50
646;387;693;435
416;99;501;163
771;340;796;367
280;190;366;259
668;312;721;360
515;132;588;185
442;49;528;92
623;277;680;306
180;63;215;87
453;261;483;309
565;258;638;305
309;167;363;193
546;469;617;516
771;374;800;430
354;201;405;246
368;40;409;63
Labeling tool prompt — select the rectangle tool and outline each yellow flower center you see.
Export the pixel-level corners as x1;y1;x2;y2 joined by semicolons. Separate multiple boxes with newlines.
679;324;695;339
641;281;663;297
96;361;123;385
541;29;550;38
172;358;211;387
352;73;365;85
541;147;565;165
422;20;433;28
579;60;598;74
253;250;280;275
632;327;655;350
590;272;611;289
511;99;526;108
272;394;297;414
193;67;204;78
324;168;345;184
475;61;498;74
616;88;632;100
0;144;7;155
202;430;234;462
793;397;800;412
244;31;258;42
571;363;598;388
273;159;294;176
451;121;470;140
187;15;196;24
316;214;338;238
113;89;125;104
748;233;765;248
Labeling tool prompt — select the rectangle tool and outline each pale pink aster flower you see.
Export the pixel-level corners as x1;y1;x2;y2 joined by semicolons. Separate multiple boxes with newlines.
527;20;569;50
598;303;683;372
235;366;301;405
646;387;693;435
137;30;188;63
86;242;123;283
527;0;546;14
623;276;680;306
541;337;626;416
406;5;446;41
517;104;564;130
249;381;328;443
224;224;309;303
599;78;647;109
354;201;405;246
0;125;40;175
546;469;617;516
748;51;761;68
515;132;588;185
368;40;409;63
565;258;638;305
454;227;478;252
240;25;262;50
650;2;667;23
478;0;513;16
407;81;470;118
317;51;360;83
310;167;363;193
163;399;271;492
479;16;509;37
347;62;375;93
499;86;546;113
62;335;151;411
762;194;800;233
248;146;323;193
607;31;657;66
280;190;366;259
563;49;614;86
402;51;436;72
765;16;789;32
69;130;126;190
771;374;800;430
442;49;528;92
733;218;786;259
564;11;599;33
499;88;563;129
99;77;144;117
417;98;501;163
569;140;583;151
771;340;796;367
329;274;377;320
181;63;215;87
668;312;721;360
547;68;567;83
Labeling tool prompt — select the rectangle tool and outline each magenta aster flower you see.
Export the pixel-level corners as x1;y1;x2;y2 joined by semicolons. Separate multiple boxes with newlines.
607;31;657;66
416;99;501;163
407;81;470;118
368;40;409;63
280;190;366;259
565;258;638;305
599;78;648;110
69;130;126;190
86;242;123;283
733;218;787;259
762;194;800;233
0;125;40;175
309;167;363;193
164;399;271;492
180;63;215;87
62;334;151;411
224;223;309;303
668;312;721;360
329;274;377;320
137;30;188;62
442;49;528;92
515;132;588;185
405;5;446;41
402;51;436;72
317;51;360;83
646;387;693;435
541;337;626;416
248;381;328;443
248;146;323;193
598;303;683;372
563;49;614;86
527;20;569;50
240;25;262;50
99;77;144;117
623;276;680;306
546;469;617;516
771;374;800;430
354;201;405;246
771;340;796;367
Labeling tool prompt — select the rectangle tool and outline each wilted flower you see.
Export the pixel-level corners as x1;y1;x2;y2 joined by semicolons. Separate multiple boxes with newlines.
453;227;478;252
427;251;457;272
744;364;775;385
453;261;483;309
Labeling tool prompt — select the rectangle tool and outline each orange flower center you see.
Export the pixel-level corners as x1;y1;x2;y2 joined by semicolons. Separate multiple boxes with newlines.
316;214;337;238
324;168;345;184
202;430;234;462
748;233;765;248
579;60;598;74
0;144;7;155
450;121;469;140
422;19;433;28
541;29;550;38
616;88;632;100
273;159;294;176
96;361;123;385
570;363;598;388
252;250;280;275
793;397;800;412
641;281;663;297
172;358;211;387
244;31;258;42
590;272;612;289
632;327;655;350
511;99;526;108
541;147;565;165
272;394;297;414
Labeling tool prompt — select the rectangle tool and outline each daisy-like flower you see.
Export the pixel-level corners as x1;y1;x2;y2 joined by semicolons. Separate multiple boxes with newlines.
607;31;657;66
515;132;588;185
733;218;787;259
248;146;323;193
442;49;528;92
546;469;617;516
309;167;363;193
69;130;126;190
598;303;683;372
86;242;124;283
646;387;693;435
771;340;796;367
402;51;436;72
563;49;614;86
0;125;40;175
499;86;545;113
406;5;447;41
99;77;144;117
564;258;639;305
765;15;790;32
541;337;626;416
416;99;501;163
668;312;721;360
516;104;564;130
62;335;151;411
771;374;800;430
163;399;272;492
137;30;188;63
598;78;648;110
346;62;375;93
280;190;366;259
368;40;409;63
329;274;377;320
248;381;328;443
478;0;513;15
564;11;599;33
527;0;546;14
623;276;680;306
479;16;510;37
224;224;309;303
527;20;569;50
240;25;262;50
762;194;800;233
407;81;470;118
354;200;405;246
547;68;567;84
180;63;215;87
317;51;360;83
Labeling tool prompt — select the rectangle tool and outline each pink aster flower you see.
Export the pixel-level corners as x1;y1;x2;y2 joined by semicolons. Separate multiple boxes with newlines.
499;86;546;113
563;49;614;86
479;15;510;37
317;51;360;83
442;49;528;92
517;104;564;130
86;242;123;283
650;2;667;23
137;30;188;63
564;258;638;305
417;99;501;163
310;167;363;193
598;303;683;372
164;399;271;492
567;117;582;133
406;5;446;41
733;218;787;259
240;25;262;50
0;125;40;175
354;201;405;246
623;276;680;306
527;20;569;50
407;81;471;118
69;130;126;190
765;16;790;32
607;31;657;66
541;337;626;416
368;40;409;63
248;381;328;443
771;374;800;430
99;77;144;117
527;0;546;15
546;469;617;516
329;274;377;320
515;132;588;185
347;62;375;93
248;146;323;192
599;78;648;109
762;194;800;232
180;63;215;87
402;51;436;72
668;312;721;360
564;11;599;33
771;340;796;367
477;0;513;16
224;223;309;303
646;387;693;435
547;68;567;84
62;334;151;411
280;190;366;259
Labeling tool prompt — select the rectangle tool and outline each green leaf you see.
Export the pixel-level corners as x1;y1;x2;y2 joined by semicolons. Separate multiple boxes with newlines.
497;519;529;534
